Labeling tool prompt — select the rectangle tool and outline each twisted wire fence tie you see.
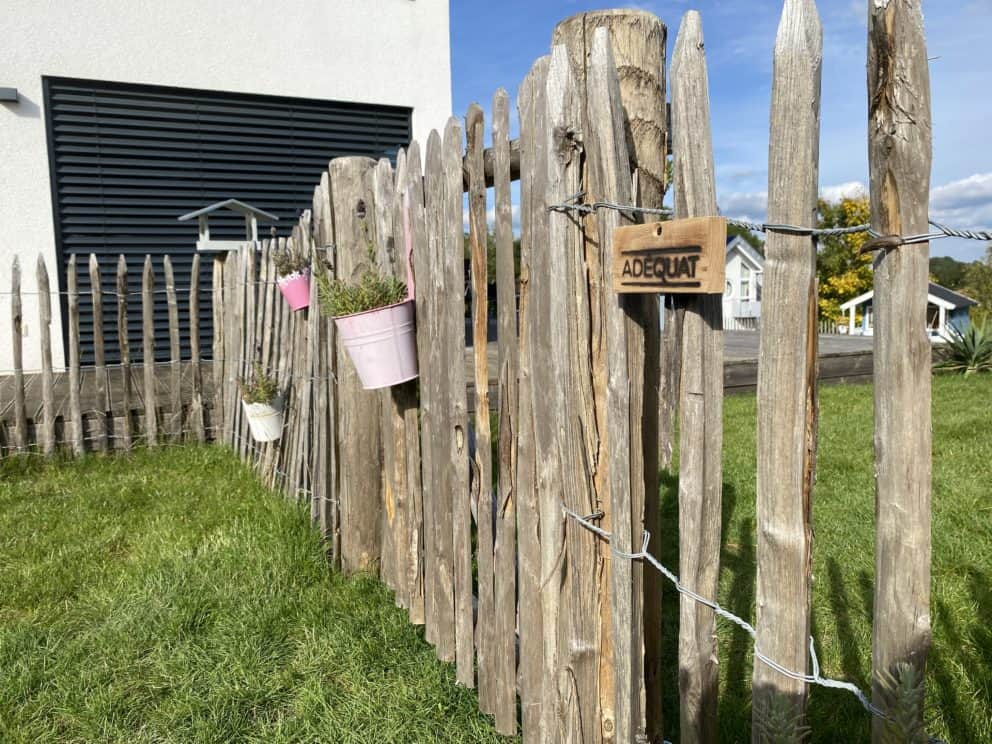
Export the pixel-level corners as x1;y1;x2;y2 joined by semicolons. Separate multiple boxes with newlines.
560;503;946;742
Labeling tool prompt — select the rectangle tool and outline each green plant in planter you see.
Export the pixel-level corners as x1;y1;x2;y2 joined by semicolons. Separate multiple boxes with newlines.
933;322;992;375
272;242;312;278
316;263;407;317
240;363;279;405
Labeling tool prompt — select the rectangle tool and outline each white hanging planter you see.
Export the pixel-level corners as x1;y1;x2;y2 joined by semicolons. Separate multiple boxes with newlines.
242;395;284;442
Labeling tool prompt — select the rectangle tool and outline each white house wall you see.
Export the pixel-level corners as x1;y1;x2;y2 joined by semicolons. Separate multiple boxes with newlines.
1;0;452;369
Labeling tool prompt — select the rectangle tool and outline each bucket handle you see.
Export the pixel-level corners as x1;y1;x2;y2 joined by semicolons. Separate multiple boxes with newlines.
402;190;415;302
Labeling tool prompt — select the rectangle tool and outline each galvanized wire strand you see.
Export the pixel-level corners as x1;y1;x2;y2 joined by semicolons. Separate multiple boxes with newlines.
546;193;990;248
561;504;946;742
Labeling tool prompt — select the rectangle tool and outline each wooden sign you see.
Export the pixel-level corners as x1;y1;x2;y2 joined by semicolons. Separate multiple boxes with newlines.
612;216;726;294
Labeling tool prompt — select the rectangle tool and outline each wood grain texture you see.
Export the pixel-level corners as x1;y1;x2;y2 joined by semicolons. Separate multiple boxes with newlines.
142;256;158;447
189;254;205;442
370;157;402;601
553;9;668;209
66;256;84;455
492;86;518;736
36;256;55;456
528;48;567;741
556;21;666;740
442;117;475;689
671;12;724;743
211;255;226;439
547;44;601;741
752;0;822;736
163;256;183;442
10;258;27;451
515;55;549;744
329;156;383;575
403;142;428;624
612;217;726;294
116;256;133;451
421;130;452;657
88;254;109;451
585;28;639;744
867;1;933;740
466;102;494;710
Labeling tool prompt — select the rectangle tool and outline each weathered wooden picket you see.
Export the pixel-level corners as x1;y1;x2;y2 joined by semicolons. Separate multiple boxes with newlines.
0;3;936;742
0;254;212;454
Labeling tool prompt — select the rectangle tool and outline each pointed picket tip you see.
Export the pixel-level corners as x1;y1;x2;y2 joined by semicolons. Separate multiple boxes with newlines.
518;54;551;107
672;10;705;75
406;139;423;179
775;0;823;59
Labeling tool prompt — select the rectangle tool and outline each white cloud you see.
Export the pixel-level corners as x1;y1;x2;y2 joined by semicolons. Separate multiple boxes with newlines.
930;173;992;216
719;190;768;217
820;181;867;202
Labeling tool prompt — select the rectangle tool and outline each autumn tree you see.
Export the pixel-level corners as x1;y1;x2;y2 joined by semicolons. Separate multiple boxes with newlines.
964;244;992;325
816;196;872;322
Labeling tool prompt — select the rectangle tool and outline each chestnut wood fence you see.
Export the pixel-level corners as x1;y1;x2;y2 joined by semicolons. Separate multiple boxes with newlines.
0;253;213;454
0;3;937;743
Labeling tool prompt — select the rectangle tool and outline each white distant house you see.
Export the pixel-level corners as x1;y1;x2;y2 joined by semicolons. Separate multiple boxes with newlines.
723;235;764;331
839;283;977;341
1;0;452;370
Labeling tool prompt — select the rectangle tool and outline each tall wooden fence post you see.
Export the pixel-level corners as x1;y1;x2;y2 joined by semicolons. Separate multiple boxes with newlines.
116;256;133;451
753;0;822;738
11;258;28;451
329;156;384;574
868;1;933;740
66;256;84;455
89;254;110;451
189;254;206;441
585;28;638;743
466;102;495;710
515;55;550;743
491;86;518;736
142;256;159;447
671;11;723;743
36;256;55;457
555;11;668;740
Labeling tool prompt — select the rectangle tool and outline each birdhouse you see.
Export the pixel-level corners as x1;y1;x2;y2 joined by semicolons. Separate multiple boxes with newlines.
177;199;279;252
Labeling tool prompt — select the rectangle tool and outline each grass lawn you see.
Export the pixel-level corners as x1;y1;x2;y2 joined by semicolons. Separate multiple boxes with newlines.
0;447;507;743
656;373;992;743
0;374;988;743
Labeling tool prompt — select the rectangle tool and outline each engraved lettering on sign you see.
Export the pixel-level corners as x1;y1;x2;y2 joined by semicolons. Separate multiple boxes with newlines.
619;246;703;288
612;217;727;295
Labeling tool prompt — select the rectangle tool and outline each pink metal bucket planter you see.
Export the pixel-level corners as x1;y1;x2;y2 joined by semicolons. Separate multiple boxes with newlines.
278;270;311;311
335;299;418;390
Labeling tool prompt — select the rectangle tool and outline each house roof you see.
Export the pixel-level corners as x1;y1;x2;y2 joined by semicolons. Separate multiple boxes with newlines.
177;199;279;222
927;282;977;308
840;282;978;312
726;235;764;271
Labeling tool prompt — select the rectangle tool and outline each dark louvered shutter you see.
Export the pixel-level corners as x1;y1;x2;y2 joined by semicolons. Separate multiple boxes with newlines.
44;76;412;364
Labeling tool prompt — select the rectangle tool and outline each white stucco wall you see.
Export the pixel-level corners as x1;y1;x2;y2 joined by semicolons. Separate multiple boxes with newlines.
0;0;452;369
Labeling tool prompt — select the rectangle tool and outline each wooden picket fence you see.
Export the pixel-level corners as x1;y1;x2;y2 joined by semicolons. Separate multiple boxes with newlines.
0;253;212;454
213;4;934;742
0;3;935;743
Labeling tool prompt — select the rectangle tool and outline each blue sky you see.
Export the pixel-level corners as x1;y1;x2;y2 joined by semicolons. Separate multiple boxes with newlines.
449;1;992;261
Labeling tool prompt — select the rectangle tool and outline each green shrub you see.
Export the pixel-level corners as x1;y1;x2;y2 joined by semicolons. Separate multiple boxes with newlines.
934;322;992;375
239;362;279;404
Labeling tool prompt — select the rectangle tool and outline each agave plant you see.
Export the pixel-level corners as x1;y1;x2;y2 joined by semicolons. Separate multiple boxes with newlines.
934;322;992;375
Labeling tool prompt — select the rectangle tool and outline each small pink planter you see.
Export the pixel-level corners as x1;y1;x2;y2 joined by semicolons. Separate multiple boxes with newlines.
278;270;311;311
334;299;418;390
